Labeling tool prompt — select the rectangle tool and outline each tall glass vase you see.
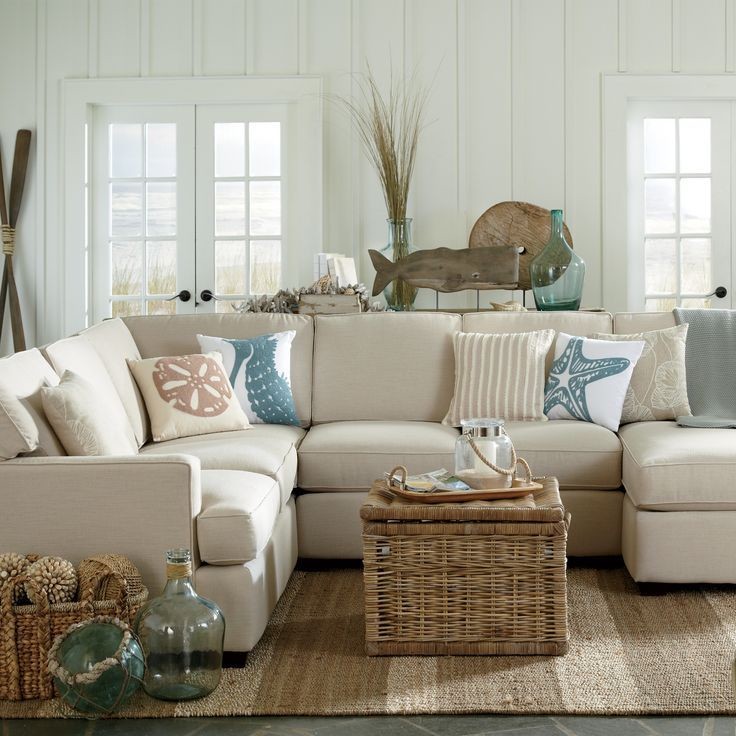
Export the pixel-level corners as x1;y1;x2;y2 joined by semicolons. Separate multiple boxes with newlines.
380;218;418;311
530;209;585;311
134;549;225;701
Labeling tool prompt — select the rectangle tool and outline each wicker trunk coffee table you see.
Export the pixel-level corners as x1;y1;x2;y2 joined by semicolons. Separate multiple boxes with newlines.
361;476;569;656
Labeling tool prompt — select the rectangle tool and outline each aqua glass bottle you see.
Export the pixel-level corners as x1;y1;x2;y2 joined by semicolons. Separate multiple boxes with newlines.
530;209;585;311
134;549;225;701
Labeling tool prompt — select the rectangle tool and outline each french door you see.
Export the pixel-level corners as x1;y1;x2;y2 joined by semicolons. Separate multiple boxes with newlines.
91;103;286;320
628;101;733;311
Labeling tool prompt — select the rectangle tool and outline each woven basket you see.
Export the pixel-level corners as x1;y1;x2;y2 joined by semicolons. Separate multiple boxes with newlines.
0;555;148;701
361;477;570;656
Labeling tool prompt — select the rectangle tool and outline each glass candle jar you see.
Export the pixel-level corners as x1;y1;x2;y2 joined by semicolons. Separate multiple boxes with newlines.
134;548;225;701
455;418;513;490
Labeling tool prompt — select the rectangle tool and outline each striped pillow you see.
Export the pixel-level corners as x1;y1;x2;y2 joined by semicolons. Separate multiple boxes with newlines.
443;329;555;426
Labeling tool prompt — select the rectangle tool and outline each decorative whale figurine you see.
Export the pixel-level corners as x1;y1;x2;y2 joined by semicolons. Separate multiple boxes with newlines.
369;245;520;295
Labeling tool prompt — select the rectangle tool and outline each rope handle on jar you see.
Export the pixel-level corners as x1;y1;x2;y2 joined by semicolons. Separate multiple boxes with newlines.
467;429;532;485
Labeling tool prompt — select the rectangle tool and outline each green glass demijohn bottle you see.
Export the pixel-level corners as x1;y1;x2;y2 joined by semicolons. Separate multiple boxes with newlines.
530;209;585;311
134;549;225;701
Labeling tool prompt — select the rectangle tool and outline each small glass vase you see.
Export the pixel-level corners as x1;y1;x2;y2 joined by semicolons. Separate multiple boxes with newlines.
530;209;585;311
134;549;225;701
380;218;418;311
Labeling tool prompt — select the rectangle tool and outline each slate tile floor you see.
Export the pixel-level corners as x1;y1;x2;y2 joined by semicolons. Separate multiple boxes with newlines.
2;716;736;735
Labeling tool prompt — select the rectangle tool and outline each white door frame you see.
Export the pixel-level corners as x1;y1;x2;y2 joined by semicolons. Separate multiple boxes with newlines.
603;74;736;313
61;75;322;335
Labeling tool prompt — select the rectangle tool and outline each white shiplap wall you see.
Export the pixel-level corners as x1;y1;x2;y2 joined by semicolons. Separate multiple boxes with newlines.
0;0;733;351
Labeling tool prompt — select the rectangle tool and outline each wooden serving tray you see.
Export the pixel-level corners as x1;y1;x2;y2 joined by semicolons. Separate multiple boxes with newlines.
388;478;543;504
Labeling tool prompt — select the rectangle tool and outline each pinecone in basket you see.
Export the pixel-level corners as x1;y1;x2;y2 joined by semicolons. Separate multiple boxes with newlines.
0;552;31;605
25;556;78;605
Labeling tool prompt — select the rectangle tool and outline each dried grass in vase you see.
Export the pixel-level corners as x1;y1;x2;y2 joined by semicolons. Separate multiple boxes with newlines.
333;66;429;310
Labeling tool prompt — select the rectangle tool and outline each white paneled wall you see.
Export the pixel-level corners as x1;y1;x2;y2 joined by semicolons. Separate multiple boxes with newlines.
0;0;735;350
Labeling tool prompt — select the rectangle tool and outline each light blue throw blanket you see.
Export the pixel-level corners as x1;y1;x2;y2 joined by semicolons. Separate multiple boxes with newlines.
673;308;736;427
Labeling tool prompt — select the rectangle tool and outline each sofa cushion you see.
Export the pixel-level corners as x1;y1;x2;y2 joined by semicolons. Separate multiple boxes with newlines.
0;348;65;459
123;313;314;426
81;318;150;446
463;311;613;374
140;424;304;505
311;313;461;423
614;312;676;334
298;419;622;492
620;421;736;510
198;470;281;564
298;421;459;491
44;335;138;450
504;420;622;490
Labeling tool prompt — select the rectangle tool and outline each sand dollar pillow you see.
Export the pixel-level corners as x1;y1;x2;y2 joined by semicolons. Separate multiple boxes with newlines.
592;324;691;424
41;371;138;456
128;352;250;442
443;329;555;426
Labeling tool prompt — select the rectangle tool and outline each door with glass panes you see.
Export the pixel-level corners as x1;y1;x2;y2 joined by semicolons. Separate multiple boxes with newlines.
629;101;733;311
92;104;286;320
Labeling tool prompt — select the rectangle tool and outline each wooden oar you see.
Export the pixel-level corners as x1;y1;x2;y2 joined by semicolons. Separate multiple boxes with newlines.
8;130;31;229
0;130;31;351
0;143;9;344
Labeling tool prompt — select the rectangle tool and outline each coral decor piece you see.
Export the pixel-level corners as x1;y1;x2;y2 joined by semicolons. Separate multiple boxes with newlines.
153;354;232;418
25;556;78;605
0;552;33;605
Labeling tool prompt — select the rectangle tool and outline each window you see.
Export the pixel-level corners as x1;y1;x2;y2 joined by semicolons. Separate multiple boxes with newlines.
627;101;731;312
62;77;322;332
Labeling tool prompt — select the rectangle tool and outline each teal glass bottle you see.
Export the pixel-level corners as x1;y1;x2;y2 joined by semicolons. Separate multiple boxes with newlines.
134;549;225;701
530;209;585;311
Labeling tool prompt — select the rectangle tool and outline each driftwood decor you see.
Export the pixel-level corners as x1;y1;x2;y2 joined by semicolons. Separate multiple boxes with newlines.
369;245;519;296
298;293;362;315
0;130;31;352
469;201;573;291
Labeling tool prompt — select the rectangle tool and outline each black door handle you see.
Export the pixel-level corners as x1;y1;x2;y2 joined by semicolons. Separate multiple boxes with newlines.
200;289;219;302
166;289;191;303
710;286;728;299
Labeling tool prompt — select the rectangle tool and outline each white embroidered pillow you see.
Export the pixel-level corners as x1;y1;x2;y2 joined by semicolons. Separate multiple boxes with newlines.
544;333;645;432
443;329;555;426
592;324;691;424
128;352;250;442
41;371;138;456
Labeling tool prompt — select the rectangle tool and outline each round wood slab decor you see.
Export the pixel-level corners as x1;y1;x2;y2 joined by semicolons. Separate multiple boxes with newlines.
468;201;573;290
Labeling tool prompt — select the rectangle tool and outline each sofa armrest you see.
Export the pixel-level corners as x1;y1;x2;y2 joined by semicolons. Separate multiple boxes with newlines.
0;454;202;594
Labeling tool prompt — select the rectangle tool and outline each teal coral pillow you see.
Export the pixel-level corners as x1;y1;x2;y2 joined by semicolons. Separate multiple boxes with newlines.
544;333;645;432
197;331;299;426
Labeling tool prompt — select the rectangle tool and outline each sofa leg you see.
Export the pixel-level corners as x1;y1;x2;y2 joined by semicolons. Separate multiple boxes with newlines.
223;651;248;668
637;582;673;596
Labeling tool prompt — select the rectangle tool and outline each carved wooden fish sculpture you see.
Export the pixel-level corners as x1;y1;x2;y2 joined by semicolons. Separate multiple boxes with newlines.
369;246;519;295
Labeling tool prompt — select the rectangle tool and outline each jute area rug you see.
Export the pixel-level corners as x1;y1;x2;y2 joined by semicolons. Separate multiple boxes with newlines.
2;566;736;718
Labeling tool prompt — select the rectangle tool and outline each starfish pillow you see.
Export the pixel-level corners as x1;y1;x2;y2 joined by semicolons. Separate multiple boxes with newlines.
544;333;645;432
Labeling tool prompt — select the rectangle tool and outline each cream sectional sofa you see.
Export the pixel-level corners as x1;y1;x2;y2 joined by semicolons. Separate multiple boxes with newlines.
1;309;733;653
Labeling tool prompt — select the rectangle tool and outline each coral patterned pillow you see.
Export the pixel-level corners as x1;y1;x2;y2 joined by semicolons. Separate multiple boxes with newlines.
128;353;250;442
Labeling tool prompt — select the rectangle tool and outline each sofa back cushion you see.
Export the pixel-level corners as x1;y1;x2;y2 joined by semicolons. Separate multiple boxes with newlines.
0;348;65;458
463;311;613;374
613;311;676;334
81;318;150;445
123;314;314;426
312;313;461;423
43;335;138;450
